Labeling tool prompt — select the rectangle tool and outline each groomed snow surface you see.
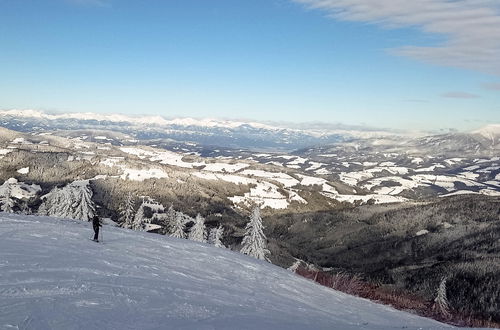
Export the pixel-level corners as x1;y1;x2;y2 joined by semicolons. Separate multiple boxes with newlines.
0;214;459;330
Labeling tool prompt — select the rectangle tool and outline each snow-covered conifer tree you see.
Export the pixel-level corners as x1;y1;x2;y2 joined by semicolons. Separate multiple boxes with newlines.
208;225;225;248
70;181;96;221
132;201;146;231
188;214;207;242
433;277;451;318
0;185;14;213
159;205;176;229
169;211;187;239
38;180;95;221
119;192;136;229
240;207;270;261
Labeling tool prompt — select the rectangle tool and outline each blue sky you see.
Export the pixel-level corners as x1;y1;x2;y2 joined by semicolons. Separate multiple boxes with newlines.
1;0;499;131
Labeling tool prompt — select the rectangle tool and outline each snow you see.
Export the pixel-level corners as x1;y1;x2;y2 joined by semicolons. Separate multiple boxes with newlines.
0;214;457;329
378;161;395;167
0;109;279;131
120;147;205;169
296;174;327;186
479;189;500;197
321;192;407;205
203;162;249;173
410;174;484;191
0;178;41;200
11;137;30;144
440;189;500;197
464;165;480;171
0;149;12;158
193;172;254;185
477;166;500;173
266;161;283;167
411;158;424;165
339;171;373;186
485;181;500;188
143;223;162;232
286;157;308;165
416;229;429;236
458;172;480;180
315;168;331;175
363;177;425;195
240;170;300;188
16;167;29;174
120;168;169;181
229;181;290;210
305;161;325;171
286;189;307;204
100;157;124;167
444;158;464;166
414;164;446;172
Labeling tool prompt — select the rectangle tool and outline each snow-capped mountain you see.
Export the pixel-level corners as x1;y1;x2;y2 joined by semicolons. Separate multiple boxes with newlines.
0;213;455;330
0;109;276;130
473;124;500;145
0;109;402;150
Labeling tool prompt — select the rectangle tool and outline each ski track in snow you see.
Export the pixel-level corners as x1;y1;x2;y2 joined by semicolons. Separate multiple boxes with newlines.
0;214;460;330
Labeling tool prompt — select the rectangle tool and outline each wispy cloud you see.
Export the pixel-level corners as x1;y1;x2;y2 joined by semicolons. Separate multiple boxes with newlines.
481;82;500;91
293;0;500;75
441;91;480;99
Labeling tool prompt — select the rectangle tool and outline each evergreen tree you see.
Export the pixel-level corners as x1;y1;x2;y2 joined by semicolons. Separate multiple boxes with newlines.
433;277;451;318
70;181;96;221
132;200;146;231
38;180;95;221
154;205;176;234
240;207;270;261
0;185;14;213
208;225;225;248
119;192;136;229
170;211;187;239
19;200;31;215
188;213;207;242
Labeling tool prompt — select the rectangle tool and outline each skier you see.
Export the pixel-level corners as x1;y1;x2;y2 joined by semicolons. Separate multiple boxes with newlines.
92;215;101;242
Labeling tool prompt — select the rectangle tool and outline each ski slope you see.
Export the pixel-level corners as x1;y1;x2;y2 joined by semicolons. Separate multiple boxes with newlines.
0;214;457;330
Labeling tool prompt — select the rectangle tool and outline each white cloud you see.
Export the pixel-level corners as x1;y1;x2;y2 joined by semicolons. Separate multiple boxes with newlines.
441;91;479;99
294;0;500;75
481;82;500;90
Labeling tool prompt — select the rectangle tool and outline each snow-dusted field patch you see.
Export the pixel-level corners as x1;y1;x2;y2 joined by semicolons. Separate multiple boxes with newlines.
240;170;300;188
202;162;249;173
120;147;205;169
120;168;169;181
16;167;29;174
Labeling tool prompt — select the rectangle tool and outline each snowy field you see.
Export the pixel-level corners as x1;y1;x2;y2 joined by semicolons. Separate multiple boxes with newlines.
0;214;460;330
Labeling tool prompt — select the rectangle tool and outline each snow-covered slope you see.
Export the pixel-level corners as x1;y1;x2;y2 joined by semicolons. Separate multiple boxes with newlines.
0;214;456;330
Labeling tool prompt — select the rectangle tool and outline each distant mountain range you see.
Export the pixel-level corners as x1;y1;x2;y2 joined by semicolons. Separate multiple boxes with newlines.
0;109;408;150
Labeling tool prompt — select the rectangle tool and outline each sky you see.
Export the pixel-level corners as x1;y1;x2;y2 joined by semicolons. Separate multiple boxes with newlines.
1;0;499;131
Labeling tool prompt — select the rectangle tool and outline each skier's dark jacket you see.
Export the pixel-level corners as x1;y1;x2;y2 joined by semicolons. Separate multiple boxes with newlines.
92;216;101;229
